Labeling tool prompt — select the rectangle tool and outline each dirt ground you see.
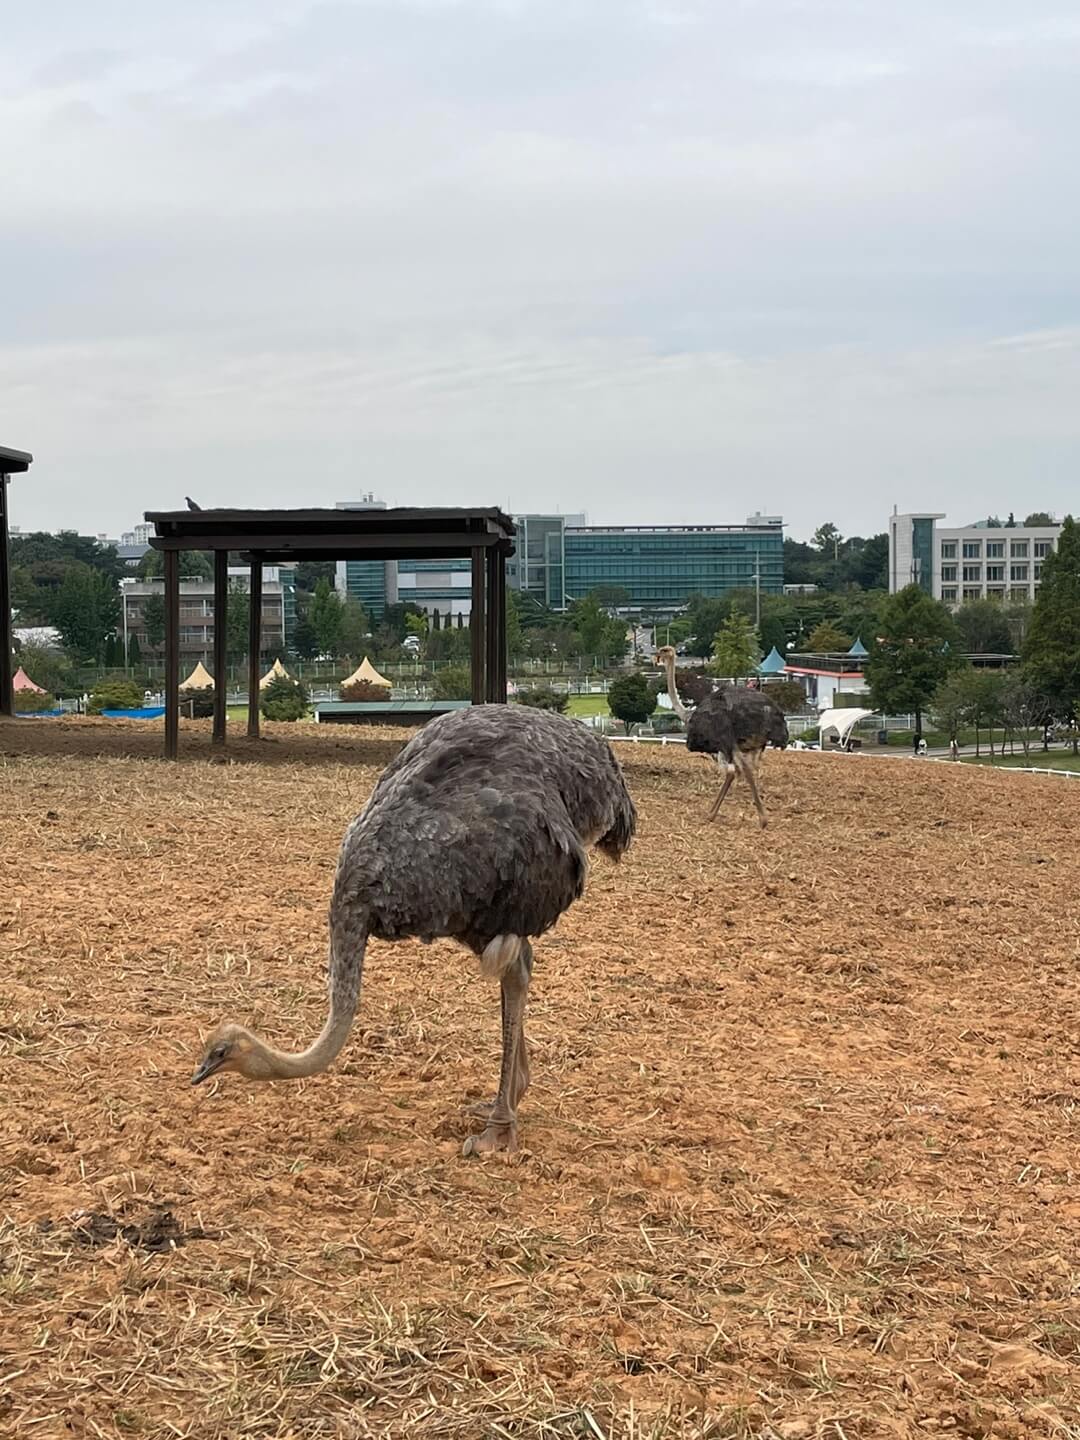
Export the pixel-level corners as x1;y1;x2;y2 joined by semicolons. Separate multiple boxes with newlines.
1;717;1078;1440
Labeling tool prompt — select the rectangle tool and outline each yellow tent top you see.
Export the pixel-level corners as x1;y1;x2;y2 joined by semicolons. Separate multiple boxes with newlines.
259;657;291;688
179;661;214;690
342;655;392;690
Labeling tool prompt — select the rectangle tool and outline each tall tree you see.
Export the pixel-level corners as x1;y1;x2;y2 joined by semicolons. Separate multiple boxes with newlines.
142;593;166;651
309;578;346;658
339;598;369;659
52;565;119;662
1023;514;1080;751
139;548;213;580
807;620;850;652
865;584;957;736
812;522;842;557
225;579;251;659
954;599;1013;655
1024;512;1055;527
710;612;760;678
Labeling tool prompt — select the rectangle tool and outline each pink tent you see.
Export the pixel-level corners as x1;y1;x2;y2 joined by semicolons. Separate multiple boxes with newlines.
13;667;46;694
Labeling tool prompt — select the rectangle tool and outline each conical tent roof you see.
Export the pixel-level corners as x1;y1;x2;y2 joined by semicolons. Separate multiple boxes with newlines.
757;646;787;675
342;655;392;689
259;657;291;688
12;666;46;693
847;636;869;658
179;661;214;690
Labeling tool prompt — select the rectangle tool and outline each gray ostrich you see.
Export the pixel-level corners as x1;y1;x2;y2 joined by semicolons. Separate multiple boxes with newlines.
190;705;636;1156
656;646;787;827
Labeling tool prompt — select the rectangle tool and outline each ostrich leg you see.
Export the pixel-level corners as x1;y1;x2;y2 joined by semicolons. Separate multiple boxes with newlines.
738;747;769;828
706;755;737;822
464;940;532;1156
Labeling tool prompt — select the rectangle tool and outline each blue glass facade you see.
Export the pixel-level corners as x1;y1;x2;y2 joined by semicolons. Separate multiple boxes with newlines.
562;526;783;612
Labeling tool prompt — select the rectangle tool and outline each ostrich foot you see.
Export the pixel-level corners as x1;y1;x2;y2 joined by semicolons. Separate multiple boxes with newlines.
462;1116;518;1156
464;1096;498;1119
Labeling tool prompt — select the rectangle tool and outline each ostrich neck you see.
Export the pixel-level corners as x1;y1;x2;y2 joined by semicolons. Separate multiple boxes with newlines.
250;1006;356;1079
662;654;689;721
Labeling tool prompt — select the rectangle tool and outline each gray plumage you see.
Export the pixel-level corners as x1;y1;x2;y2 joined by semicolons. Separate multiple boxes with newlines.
191;704;636;1156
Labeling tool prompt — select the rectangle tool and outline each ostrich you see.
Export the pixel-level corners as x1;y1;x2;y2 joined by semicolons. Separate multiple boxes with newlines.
656;646;787;827
190;705;636;1156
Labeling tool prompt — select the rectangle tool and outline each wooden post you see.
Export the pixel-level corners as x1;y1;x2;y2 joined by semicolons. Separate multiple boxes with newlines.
0;475;12;719
212;550;228;746
164;548;180;759
470;546;486;705
247;557;262;739
485;545;505;703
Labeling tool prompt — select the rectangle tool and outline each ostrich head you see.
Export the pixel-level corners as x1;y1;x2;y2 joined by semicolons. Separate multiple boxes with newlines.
191;1022;278;1084
656;645;676;669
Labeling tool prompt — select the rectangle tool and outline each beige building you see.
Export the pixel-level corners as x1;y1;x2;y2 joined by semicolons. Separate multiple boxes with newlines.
120;567;296;663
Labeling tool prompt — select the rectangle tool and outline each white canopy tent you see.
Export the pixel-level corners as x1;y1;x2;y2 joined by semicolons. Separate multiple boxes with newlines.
818;707;876;749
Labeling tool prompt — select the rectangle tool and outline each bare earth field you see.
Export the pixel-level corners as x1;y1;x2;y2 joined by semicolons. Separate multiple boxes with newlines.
1;718;1079;1440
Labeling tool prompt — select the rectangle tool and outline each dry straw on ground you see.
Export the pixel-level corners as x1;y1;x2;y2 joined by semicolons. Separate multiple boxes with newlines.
1;717;1079;1439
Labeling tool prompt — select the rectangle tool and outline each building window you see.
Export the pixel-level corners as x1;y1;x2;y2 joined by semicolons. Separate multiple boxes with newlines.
1034;562;1043;581
941;564;957;582
962;541;982;559
963;587;982;602
986;565;1005;582
941;587;958;602
986;586;1006;599
1010;540;1029;559
1011;586;1029;601
962;565;981;582
941;541;957;560
986;541;1005;559
1011;564;1029;582
1034;540;1053;558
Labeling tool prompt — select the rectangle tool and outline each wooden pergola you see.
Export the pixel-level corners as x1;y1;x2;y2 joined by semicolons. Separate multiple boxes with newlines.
145;506;515;759
0;445;34;719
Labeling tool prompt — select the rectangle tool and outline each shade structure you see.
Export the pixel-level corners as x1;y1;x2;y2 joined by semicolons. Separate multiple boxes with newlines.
818;707;875;746
757;646;786;675
179;661;214;690
342;655;392;690
847;636;869;658
259;657;291;688
12;666;45;693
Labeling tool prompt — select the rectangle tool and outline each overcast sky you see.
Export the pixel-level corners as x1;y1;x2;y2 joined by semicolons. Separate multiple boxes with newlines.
2;1;1079;542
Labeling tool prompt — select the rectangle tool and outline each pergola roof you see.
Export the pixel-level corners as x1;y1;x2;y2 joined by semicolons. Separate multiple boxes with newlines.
0;446;33;474
145;506;516;562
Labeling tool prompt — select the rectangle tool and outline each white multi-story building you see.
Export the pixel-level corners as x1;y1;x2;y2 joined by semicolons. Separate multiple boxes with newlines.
888;511;1060;607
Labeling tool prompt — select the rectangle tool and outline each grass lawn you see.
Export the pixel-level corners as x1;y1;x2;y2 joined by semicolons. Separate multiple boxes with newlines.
962;747;1080;772
565;693;610;717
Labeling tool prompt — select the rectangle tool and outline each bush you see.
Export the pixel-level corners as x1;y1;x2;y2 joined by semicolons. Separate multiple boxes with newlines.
180;685;215;719
515;686;569;714
340;679;390;702
608;673;657;728
651;710;684;734
12;643;72;696
14;690;57;713
260;673;310;722
88;680;144;714
433;666;472;701
761;678;808;714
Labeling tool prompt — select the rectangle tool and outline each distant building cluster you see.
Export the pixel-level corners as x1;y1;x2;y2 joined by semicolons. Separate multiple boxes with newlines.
888;511;1060;607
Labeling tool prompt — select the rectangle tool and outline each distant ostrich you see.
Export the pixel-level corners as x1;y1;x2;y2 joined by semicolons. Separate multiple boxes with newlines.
191;705;636;1156
656;646;787;827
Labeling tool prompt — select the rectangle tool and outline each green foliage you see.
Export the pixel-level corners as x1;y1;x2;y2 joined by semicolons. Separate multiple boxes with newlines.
141;593;166;651
425;626;471;664
339;599;369;660
88;680;144;714
505;589;524;657
127;632;142;665
309;578;345;658
52;565;120;662
10;531;126;625
954;599;1013;655
783;530;888;593
607;673;657;727
650;710;684;734
11;642;72;695
710;612;760;678
762;678;808;713
139;548;213;580
432;666;472;701
566;594;627;661
260;673;310;722
225;579;251;658
865;585;958;730
181;685;216;719
339;678;390;702
1023;516;1080;736
14;689;58;713
291;614;318;660
515;686;569;714
405;611;429;641
294;561;336;594
807;620;850;652
1024;512;1055;527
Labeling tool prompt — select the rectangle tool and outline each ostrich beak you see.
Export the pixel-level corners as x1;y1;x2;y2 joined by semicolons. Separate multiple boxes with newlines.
191;1055;222;1086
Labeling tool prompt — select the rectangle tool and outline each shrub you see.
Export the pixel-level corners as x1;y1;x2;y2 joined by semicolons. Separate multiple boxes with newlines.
433;666;472;701
88;680;144;714
14;690;57;713
180;685;215;719
515;686;569;714
608;673;657;728
340;679;390;702
260;673;309;722
651;710;684;734
762;678;808;714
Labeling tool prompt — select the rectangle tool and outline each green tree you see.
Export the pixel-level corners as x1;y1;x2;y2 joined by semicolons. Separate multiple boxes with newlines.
309;578;345;658
865;584;957;736
1023;514;1080;751
139;548;213;580
291;613;318;660
260;673;309;722
127;632;142;667
339;598;369;660
515;686;569;714
294;561;336;594
1024;512;1055;527
999;672;1049;759
11;641;72;695
225;579;251;659
142;593;166;651
761;678;807;713
433;665;472;700
710;612;760;678
807;620;850;652
931;669;971;745
505;588;524;657
607;673;656;729
685;595;731;657
954;599;1013;655
52;565;119;662
812;522;842;557
88;679;144;714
